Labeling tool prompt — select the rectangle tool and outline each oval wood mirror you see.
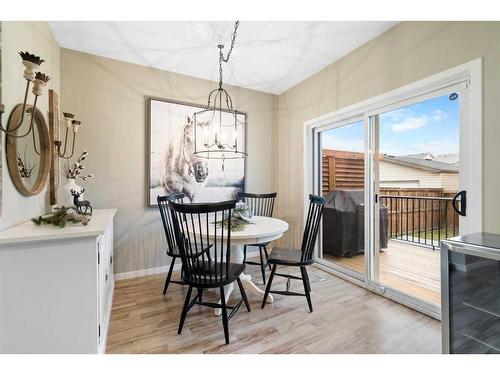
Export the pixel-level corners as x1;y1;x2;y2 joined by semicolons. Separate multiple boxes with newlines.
6;103;52;196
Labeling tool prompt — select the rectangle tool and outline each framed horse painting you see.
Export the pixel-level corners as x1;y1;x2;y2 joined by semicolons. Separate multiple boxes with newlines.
147;97;246;207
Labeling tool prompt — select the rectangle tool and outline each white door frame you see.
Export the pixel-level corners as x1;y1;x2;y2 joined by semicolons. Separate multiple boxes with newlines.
304;59;483;318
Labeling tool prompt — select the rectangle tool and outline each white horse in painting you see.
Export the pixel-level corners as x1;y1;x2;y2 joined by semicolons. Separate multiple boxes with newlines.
161;116;208;202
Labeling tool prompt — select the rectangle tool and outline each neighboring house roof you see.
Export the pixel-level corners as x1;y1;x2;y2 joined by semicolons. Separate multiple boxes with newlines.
382;154;459;173
433;153;459;165
402;152;459;165
405;152;434;160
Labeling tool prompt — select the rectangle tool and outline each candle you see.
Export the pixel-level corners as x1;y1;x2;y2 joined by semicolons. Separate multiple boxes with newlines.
63;112;75;128
72;120;82;133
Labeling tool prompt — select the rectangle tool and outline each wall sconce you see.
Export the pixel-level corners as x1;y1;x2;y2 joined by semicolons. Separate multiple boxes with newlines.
54;112;82;159
0;51;50;143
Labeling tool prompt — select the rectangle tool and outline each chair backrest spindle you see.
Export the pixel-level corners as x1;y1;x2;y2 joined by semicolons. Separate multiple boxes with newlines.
157;193;185;256
301;194;326;263
169;200;236;284
237;192;277;217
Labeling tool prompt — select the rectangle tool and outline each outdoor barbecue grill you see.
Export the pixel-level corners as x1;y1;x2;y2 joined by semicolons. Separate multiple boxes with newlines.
323;190;388;258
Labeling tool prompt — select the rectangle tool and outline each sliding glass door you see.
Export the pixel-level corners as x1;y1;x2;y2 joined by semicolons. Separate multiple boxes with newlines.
316;119;366;280
373;92;461;308
311;70;476;318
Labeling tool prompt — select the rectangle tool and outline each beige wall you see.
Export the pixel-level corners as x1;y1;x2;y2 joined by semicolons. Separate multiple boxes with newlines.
4;21;500;274
0;21;60;230
277;21;500;249
60;49;278;274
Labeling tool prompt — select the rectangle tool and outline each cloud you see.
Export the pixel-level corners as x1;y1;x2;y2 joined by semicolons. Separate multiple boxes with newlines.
391;116;428;132
383;106;448;132
433;109;446;122
381;107;414;123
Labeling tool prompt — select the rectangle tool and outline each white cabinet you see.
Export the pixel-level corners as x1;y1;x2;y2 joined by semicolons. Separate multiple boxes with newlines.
97;221;114;349
0;209;116;353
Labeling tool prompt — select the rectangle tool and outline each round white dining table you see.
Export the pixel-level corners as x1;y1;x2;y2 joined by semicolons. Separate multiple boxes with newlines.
207;216;289;316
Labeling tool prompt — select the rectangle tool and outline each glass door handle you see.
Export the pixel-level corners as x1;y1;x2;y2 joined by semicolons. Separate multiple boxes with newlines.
452;190;467;216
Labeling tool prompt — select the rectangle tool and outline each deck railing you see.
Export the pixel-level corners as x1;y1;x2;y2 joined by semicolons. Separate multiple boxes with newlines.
379;194;459;249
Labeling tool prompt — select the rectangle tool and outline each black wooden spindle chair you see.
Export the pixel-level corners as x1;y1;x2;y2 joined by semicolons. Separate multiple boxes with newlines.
261;194;325;312
169;200;250;345
157;193;187;295
238;192;277;284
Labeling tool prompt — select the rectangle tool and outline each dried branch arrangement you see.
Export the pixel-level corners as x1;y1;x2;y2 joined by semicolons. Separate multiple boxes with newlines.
17;156;36;178
17;144;38;179
64;150;94;180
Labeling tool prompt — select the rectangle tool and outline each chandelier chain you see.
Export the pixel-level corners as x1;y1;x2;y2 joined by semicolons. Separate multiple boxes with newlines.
194;20;247;163
218;21;239;88
222;21;239;63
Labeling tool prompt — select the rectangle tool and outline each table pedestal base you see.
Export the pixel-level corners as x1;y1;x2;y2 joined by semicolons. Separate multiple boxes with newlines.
214;246;274;316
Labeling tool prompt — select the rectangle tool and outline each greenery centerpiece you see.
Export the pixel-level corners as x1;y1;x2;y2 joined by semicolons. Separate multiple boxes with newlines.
214;200;254;232
32;206;92;228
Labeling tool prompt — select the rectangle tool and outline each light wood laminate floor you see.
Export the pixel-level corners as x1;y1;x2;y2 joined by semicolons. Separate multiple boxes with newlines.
106;261;440;353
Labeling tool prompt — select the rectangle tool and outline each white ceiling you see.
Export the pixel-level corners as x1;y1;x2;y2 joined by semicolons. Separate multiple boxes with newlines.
49;21;397;95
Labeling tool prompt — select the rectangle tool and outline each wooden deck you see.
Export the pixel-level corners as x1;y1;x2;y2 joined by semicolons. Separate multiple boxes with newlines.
322;240;441;305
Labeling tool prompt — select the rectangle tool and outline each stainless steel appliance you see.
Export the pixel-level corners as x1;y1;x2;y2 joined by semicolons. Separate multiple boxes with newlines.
441;233;500;354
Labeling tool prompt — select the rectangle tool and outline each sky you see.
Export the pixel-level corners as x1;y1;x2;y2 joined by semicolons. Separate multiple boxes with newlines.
321;93;460;157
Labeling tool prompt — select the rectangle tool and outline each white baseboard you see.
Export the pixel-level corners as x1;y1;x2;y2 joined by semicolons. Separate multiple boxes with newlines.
114;263;182;281
114;248;261;281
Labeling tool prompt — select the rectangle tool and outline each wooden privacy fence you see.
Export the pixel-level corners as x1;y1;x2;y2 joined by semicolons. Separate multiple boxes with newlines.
322;150;364;193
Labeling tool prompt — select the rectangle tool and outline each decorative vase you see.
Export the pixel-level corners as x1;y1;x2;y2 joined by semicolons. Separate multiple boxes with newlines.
235;200;253;222
57;178;83;208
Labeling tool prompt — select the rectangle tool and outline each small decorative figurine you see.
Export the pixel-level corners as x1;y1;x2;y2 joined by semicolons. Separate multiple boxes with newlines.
71;188;92;214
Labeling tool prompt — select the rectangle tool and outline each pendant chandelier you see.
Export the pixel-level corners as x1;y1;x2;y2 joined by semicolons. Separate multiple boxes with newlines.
193;21;247;167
